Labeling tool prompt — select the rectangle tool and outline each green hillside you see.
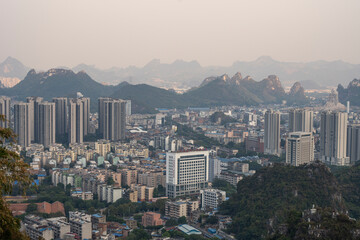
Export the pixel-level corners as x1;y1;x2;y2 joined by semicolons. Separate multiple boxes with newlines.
220;162;347;239
0;69;309;113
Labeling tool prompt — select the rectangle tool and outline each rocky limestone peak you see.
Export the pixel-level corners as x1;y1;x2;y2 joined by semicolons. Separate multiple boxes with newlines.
220;74;230;82
242;76;254;82
232;72;242;80
349;78;360;87
199;76;217;87
42;68;74;79
27;69;37;76
263;75;283;90
229;72;243;85
289;82;305;95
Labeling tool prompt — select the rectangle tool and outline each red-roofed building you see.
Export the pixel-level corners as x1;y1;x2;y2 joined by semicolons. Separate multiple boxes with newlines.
9;201;65;216
141;212;164;227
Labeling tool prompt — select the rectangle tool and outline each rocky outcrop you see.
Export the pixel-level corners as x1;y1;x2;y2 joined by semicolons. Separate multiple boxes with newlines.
338;78;360;106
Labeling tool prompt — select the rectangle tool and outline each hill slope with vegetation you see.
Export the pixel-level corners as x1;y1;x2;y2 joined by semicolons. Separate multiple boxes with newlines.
220;162;350;239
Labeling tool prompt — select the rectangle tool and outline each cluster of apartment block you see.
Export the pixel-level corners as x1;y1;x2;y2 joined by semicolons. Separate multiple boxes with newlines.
165;199;199;219
0;95;131;148
264;108;360;166
52;167;164;203
23;212;92;240
26;139;150;173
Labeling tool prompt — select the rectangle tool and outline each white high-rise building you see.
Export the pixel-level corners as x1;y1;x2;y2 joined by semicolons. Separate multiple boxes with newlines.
200;188;226;210
98;97;112;136
69;212;92;240
347;124;360;165
98;98;126;141
38;102;56;148
0;96;11;128
288;109;313;133
53;97;68;136
26;96;43;142
68;99;84;144
80;97;90;136
286;132;314;166
320;111;349;166
14;102;31;147
166;150;209;198
208;157;222;181
125;100;131;116
264;110;281;156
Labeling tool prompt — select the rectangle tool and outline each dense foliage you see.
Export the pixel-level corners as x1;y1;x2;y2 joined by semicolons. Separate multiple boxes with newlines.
269;207;360;240
27;183;107;215
335;163;360;219
0;115;31;239
105;198;167;223
212;178;236;196
220;162;346;239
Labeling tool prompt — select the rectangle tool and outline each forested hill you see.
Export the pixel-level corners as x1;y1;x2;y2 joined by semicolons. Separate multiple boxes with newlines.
220;162;360;239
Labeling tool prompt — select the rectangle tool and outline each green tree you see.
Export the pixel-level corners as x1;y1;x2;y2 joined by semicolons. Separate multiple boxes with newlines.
127;229;151;240
0;115;31;239
26;203;38;214
206;216;218;224
65;184;72;196
178;216;187;224
165;218;178;226
162;231;171;237
106;176;115;185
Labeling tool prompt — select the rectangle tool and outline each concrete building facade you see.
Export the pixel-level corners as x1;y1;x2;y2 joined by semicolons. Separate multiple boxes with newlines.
286;132;314;166
166;150;209;198
264;110;281;156
320;111;349;166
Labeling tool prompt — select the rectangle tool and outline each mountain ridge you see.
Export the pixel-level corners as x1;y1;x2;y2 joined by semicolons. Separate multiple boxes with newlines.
0;68;309;113
3;56;360;89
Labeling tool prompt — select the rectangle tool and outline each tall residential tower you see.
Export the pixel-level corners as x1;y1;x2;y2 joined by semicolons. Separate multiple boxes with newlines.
38;102;56;148
0;96;11;128
264;110;281;156
14;102;31;147
98;98;126;141
320;111;349;166
288;109;313;133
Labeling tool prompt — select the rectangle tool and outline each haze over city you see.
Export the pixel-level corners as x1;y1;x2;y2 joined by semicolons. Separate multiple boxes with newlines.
1;0;360;69
2;1;360;240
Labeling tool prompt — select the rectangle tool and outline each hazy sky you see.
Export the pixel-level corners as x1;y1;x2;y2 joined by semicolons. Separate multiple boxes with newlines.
1;0;360;69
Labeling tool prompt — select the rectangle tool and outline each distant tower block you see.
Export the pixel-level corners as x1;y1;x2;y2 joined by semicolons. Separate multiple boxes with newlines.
347;101;350;114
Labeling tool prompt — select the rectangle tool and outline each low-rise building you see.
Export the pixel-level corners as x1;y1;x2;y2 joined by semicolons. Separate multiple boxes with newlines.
69;211;92;240
200;188;226;210
165;201;188;219
218;171;243;186
141;212;164;227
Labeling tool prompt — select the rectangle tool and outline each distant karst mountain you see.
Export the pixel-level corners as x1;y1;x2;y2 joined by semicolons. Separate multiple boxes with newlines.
0;69;308;113
3;56;360;90
186;72;307;106
73;56;360;89
0;68;118;111
337;78;360;106
0;57;29;88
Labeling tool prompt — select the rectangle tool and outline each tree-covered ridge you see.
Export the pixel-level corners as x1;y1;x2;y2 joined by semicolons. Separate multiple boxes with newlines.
269;207;360;240
220;162;347;239
335;163;360;219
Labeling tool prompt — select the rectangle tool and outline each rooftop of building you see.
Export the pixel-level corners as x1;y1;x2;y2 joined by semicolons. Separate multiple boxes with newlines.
177;224;202;235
